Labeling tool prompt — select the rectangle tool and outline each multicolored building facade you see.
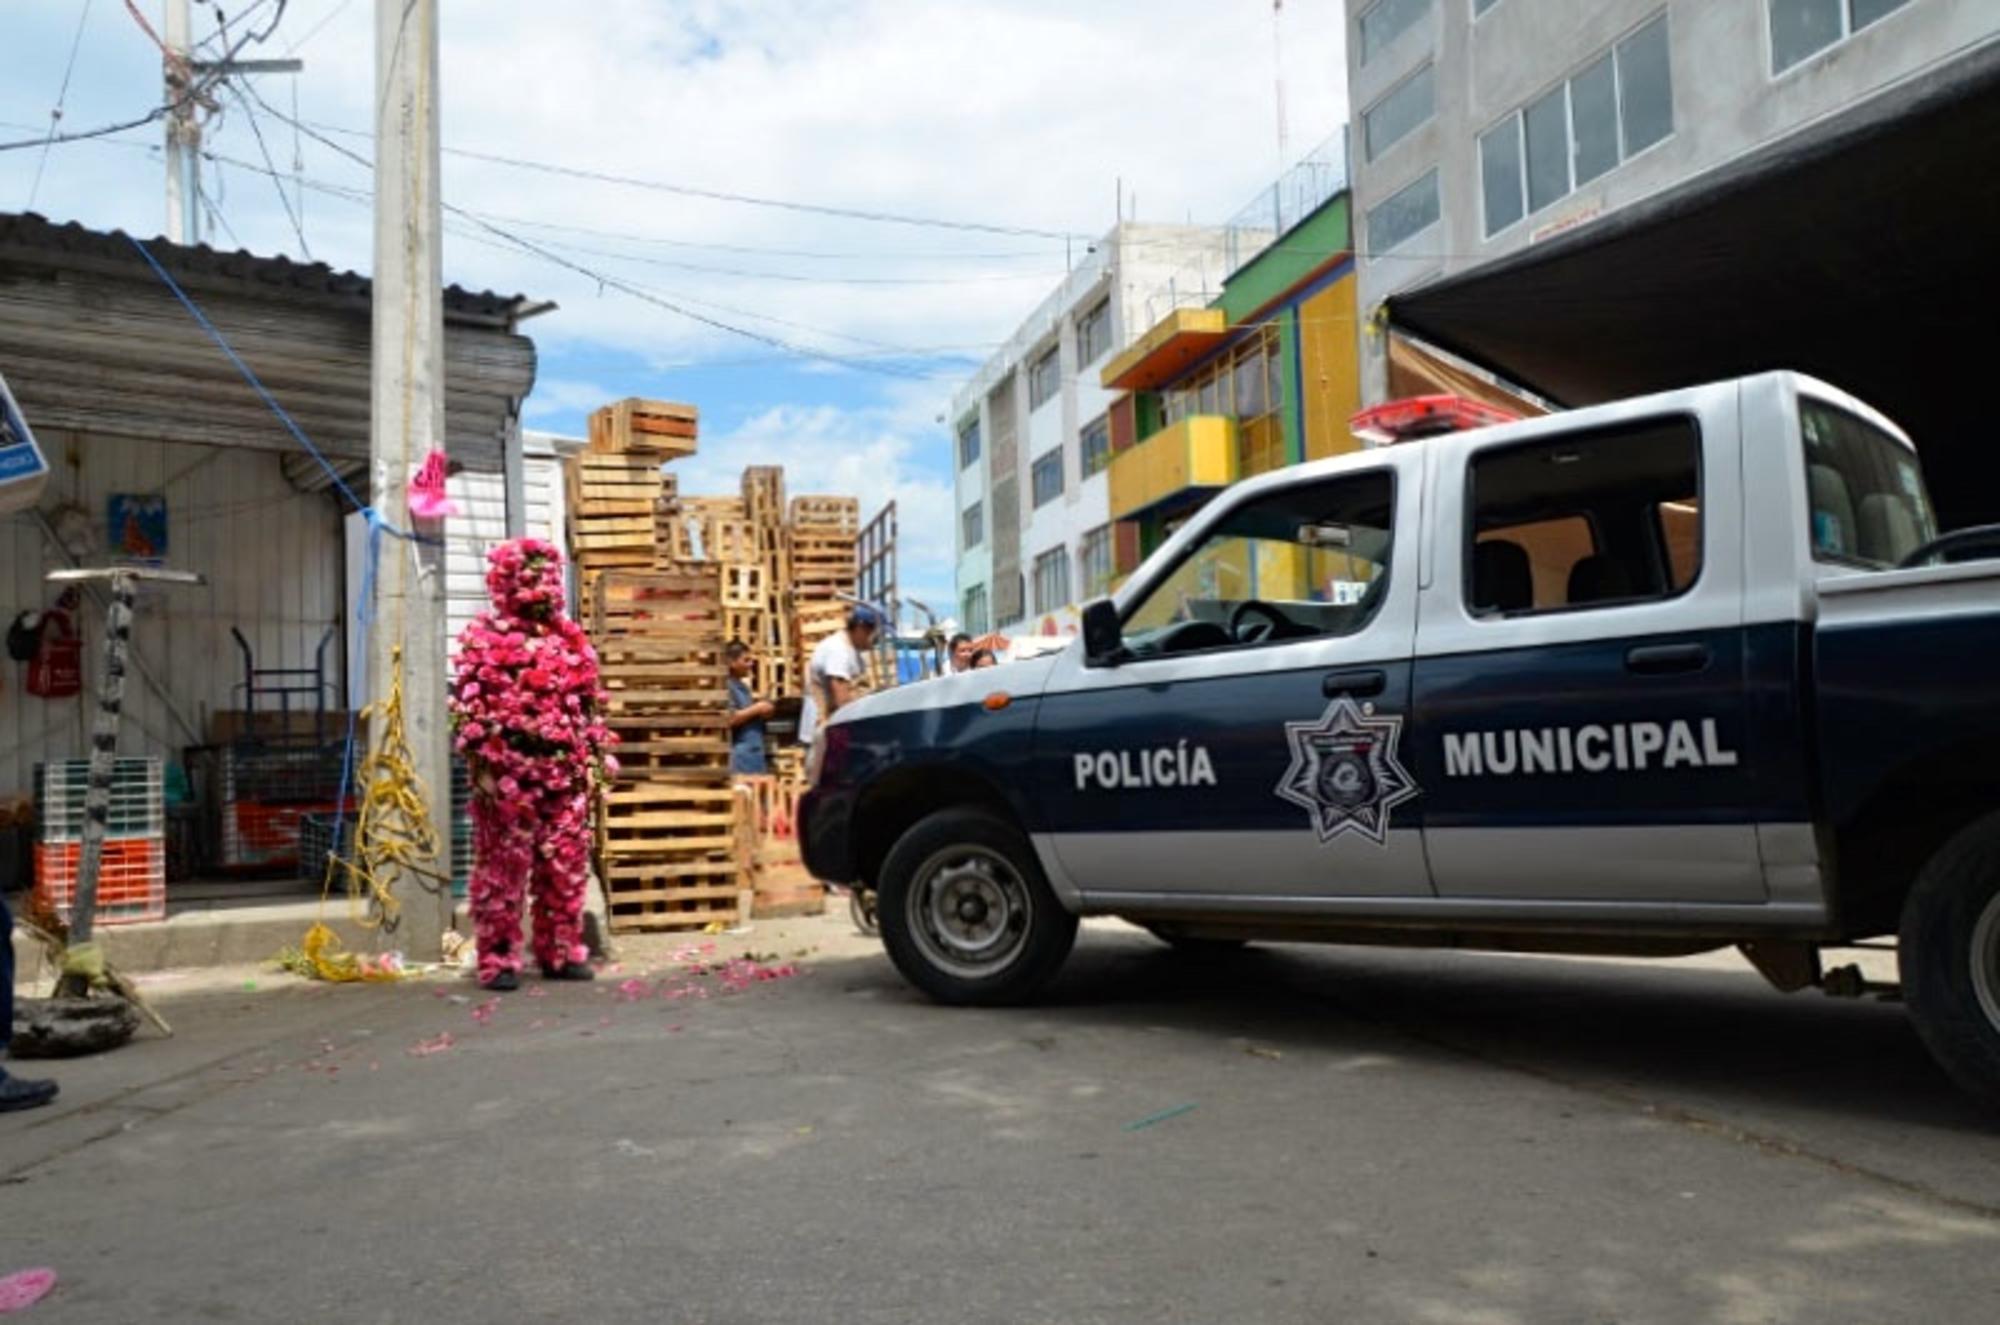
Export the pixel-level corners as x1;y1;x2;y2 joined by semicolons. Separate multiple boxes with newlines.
1098;192;1363;587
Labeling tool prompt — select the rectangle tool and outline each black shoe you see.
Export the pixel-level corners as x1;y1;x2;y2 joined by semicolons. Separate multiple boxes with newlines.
0;1073;58;1113
482;969;521;993
539;961;596;982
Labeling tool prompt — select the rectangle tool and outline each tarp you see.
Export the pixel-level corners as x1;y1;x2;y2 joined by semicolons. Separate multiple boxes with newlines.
1386;38;2000;530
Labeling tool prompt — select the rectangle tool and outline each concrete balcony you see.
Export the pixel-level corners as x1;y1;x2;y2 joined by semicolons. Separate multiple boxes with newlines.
1108;415;1239;522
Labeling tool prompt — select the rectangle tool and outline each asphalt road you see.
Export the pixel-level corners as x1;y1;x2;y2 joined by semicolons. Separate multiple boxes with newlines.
4;917;1997;1324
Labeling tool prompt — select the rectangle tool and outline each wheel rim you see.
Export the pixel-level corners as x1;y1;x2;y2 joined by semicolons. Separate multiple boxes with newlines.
905;844;1033;980
1972;889;2000;1033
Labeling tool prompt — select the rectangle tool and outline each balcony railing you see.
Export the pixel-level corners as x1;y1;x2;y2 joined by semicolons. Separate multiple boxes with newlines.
1108;415;1239;522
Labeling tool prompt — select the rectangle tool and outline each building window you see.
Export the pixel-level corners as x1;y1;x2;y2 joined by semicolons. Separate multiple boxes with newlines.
1771;0;1909;75
1029;344;1061;410
961;501;983;550
1359;0;1432;65
1157;325;1284;432
1363;63;1435;161
1367;169;1440;255
961;584;988;635
1080;414;1112;477
1477;13;1673;237
1031;447;1065;507
1079;525;1113;599
957;416;981;469
1033;545;1072;615
1077;299;1112;367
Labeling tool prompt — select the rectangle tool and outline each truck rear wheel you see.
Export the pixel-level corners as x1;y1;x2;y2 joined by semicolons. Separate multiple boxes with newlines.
877;808;1076;1006
1899;811;2000;1112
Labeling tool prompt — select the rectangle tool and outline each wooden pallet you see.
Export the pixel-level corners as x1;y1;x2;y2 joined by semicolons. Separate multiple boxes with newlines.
590;568;723;640
704;518;759;565
789;495;860;533
588;398;700;457
720;562;767;610
567;454;667;516
598;780;737;848
721;607;766;648
604;719;732;781
601;857;743;933
742;466;786;528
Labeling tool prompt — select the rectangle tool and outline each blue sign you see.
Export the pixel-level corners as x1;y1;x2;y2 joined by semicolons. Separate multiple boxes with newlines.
0;370;51;512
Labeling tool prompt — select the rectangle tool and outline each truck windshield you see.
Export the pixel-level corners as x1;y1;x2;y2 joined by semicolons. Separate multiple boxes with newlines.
1801;399;1936;568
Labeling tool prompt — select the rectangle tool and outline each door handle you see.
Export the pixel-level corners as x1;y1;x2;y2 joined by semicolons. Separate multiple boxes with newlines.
1323;668;1387;698
1625;642;1710;675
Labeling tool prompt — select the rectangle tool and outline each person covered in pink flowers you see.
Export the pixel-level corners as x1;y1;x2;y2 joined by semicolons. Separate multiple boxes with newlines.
449;538;616;991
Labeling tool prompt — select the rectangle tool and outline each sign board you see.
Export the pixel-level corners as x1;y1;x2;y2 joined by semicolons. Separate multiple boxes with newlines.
1329;579;1371;606
0;369;51;514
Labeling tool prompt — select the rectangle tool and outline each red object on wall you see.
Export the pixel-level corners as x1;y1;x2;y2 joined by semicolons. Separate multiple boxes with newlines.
1114;521;1143;577
1108;395;1138;455
25;606;81;698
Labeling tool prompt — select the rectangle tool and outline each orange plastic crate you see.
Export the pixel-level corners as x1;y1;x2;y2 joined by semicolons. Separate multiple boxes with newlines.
34;837;167;925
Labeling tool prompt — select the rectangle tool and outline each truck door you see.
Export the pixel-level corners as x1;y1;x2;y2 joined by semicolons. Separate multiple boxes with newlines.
1411;391;1767;902
1033;453;1432;902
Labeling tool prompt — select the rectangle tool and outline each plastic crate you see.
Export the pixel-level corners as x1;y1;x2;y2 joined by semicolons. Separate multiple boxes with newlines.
34;837;167;925
34;758;165;841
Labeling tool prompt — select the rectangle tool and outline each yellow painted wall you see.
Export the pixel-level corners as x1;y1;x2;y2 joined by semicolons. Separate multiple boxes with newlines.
1298;275;1362;462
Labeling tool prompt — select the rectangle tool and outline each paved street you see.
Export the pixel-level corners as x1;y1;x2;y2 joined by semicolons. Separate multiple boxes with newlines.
4;916;1998;1324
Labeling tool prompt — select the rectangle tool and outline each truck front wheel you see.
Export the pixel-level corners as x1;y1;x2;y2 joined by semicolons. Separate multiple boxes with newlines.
877;808;1077;1005
1900;811;2000;1111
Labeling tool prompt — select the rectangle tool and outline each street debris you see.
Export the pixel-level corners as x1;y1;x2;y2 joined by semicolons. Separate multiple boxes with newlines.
1123;1103;1198;1132
0;1267;56;1314
1244;1045;1284;1061
407;1032;456;1057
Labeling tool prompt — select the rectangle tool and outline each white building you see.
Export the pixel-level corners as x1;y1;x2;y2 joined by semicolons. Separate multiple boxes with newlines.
1344;0;1999;402
949;223;1232;636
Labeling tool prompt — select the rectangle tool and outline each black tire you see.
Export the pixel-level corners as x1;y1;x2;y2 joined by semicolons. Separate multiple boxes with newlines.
877;808;1077;1005
1899;811;2000;1112
1142;924;1250;956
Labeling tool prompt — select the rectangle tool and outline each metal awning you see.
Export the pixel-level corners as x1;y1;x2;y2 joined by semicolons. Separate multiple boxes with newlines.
0;212;542;488
1386;39;2000;529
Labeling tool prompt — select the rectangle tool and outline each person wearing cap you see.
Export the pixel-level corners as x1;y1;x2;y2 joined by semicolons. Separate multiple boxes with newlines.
801;606;881;773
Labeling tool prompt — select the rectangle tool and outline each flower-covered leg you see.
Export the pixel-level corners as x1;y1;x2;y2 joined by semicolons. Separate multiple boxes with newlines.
470;794;532;986
530;788;593;974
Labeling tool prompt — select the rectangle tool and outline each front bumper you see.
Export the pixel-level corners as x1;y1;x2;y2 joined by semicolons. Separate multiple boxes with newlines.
798;786;860;884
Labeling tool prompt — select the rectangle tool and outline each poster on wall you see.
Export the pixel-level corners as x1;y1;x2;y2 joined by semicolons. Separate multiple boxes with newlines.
108;493;169;565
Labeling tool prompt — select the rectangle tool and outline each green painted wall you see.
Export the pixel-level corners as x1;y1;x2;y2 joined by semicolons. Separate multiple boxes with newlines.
1279;308;1304;465
1135;392;1162;442
1216;196;1352;326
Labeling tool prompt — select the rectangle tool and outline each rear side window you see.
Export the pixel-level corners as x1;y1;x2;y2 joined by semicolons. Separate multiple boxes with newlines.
1467;417;1701;617
1800;400;1935;568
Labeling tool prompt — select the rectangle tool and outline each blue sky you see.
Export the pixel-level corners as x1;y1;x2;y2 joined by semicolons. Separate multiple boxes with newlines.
2;0;1348;609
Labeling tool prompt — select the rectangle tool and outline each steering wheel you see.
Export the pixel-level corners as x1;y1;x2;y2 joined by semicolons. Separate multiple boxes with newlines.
1896;523;2000;569
1229;598;1287;645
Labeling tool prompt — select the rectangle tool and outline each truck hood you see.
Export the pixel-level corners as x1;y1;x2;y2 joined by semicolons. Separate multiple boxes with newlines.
832;650;1067;725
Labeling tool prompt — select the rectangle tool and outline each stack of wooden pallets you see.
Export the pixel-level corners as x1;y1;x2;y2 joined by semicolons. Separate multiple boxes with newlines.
785;495;861;689
588;567;746;933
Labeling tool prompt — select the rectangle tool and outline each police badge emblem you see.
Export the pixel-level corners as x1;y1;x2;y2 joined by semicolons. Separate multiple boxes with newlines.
1275;697;1420;845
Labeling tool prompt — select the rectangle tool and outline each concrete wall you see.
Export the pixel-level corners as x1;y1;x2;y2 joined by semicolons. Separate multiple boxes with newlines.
948;223;1234;630
1347;0;1999;401
1;434;344;795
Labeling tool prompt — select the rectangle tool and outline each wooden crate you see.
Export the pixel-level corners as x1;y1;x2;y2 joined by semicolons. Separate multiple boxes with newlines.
722;607;766;648
789;495;860;533
742;466;786;528
588;398;700;458
603;717;731;781
597;647;728;718
704;518;759;565
598;781;737;856
567;454;667;517
590;568;723;640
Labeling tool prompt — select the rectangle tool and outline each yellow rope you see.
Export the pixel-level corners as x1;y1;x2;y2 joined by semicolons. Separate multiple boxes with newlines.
297;644;442;983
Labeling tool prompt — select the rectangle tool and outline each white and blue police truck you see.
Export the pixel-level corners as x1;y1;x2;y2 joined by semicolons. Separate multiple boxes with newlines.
801;372;2000;1109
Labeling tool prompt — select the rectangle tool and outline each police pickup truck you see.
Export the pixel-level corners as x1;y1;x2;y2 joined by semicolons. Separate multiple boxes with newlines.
801;372;2000;1108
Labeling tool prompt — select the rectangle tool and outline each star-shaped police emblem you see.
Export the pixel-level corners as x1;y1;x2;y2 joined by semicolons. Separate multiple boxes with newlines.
1274;697;1420;846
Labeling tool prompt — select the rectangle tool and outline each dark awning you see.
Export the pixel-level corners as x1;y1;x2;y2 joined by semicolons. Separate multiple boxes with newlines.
1387;39;2000;529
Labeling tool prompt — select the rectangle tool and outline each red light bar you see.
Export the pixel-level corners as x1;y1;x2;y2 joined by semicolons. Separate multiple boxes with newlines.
1349;395;1518;447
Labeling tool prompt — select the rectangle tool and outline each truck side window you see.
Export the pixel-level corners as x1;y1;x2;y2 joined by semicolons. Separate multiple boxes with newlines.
1123;471;1395;658
1466;417;1701;617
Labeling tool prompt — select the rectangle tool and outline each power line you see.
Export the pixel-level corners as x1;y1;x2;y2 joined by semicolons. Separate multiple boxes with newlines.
223;82;311;257
25;0;97;209
284;0;354;54
298;118;1089;242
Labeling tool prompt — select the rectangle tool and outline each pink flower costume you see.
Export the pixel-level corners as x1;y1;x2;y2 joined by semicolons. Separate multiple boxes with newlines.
449;540;615;989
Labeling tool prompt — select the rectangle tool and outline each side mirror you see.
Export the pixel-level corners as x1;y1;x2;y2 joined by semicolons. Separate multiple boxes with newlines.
1081;597;1124;668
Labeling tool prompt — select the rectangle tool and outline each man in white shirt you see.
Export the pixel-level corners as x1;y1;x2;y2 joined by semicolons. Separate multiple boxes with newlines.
801;605;881;772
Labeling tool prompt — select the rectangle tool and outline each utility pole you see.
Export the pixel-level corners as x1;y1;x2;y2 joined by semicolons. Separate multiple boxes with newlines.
163;0;199;243
370;0;454;953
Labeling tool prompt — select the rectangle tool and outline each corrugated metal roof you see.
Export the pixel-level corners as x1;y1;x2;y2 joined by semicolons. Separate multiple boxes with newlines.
0;210;539;328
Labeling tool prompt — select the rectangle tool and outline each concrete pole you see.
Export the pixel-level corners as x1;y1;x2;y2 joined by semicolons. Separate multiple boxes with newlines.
163;0;199;244
370;0;454;955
